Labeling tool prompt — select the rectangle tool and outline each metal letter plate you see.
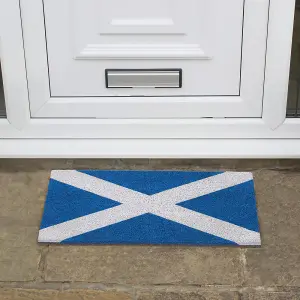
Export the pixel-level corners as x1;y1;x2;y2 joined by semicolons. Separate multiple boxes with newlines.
105;69;182;88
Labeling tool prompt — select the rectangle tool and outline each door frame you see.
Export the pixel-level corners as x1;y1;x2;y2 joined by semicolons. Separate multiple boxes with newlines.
0;0;299;157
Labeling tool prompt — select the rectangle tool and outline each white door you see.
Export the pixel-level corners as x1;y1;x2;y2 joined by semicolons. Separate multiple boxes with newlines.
21;0;269;118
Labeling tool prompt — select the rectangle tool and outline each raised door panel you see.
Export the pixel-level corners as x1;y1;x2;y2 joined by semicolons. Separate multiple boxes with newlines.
44;0;244;96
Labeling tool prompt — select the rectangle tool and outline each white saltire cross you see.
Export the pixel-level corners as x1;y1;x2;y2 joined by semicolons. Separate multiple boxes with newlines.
38;170;261;245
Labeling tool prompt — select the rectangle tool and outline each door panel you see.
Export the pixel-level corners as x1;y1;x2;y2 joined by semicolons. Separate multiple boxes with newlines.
20;0;269;118
44;0;244;96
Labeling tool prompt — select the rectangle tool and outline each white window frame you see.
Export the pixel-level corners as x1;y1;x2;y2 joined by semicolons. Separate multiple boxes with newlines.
0;0;299;158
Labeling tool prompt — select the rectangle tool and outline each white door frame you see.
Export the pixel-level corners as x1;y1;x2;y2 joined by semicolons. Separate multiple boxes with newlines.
0;0;299;158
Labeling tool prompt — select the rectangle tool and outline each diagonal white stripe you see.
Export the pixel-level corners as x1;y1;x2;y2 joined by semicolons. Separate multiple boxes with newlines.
151;172;253;205
52;171;253;206
51;170;148;204
38;204;149;243
152;205;261;245
39;201;260;244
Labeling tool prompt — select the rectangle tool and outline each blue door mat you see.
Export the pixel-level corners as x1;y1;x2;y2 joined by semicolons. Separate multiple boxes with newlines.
39;170;261;246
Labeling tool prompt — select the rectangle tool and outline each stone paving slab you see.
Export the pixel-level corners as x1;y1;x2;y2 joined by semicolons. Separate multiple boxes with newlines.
0;169;49;281
241;291;300;300
0;289;132;300
2;159;300;172
245;170;300;287
136;289;240;300
0;170;50;227
0;226;41;281
1;288;300;300
45;246;243;285
0;160;72;171
148;159;283;171
72;159;121;170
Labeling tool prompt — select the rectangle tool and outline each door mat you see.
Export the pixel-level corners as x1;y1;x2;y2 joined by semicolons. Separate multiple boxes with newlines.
38;170;261;246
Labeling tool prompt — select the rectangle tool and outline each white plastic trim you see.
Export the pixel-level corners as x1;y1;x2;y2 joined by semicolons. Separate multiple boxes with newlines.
0;139;300;158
